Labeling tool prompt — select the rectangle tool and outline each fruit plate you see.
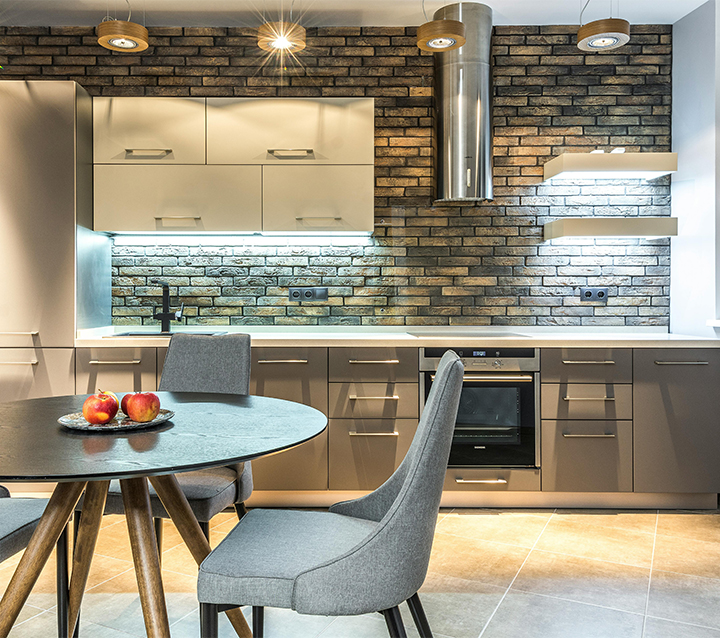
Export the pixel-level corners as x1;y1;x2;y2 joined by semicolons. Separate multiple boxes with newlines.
58;409;175;432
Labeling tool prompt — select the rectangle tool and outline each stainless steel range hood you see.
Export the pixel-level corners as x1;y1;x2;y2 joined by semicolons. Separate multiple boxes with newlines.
435;2;494;201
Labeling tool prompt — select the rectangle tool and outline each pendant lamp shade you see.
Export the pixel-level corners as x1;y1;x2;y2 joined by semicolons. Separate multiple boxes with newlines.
577;17;630;51
258;21;307;53
417;19;466;52
97;19;149;52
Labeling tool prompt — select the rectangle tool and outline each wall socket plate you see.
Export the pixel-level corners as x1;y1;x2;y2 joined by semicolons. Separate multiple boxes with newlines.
288;287;329;302
580;287;609;303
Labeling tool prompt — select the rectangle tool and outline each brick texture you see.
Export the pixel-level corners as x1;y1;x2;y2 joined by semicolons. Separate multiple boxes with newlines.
0;24;672;326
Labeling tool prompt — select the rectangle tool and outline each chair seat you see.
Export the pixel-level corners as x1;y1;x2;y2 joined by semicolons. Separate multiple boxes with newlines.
0;499;48;563
102;466;239;522
198;509;377;609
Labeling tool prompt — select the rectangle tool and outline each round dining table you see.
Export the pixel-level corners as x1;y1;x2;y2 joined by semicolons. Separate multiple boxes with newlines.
0;392;328;638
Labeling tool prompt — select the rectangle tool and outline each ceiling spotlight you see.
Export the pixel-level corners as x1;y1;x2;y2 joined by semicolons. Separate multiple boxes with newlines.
258;21;306;53
97;0;148;53
577;1;630;52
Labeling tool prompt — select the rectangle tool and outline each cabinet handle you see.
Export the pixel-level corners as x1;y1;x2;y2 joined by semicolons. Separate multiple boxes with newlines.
0;332;39;336
154;216;202;221
562;433;616;438
295;216;343;221
348;395;400;400
348;431;399;437
257;359;308;364
562;360;615;365
654;361;709;365
563;396;615;401
0;361;38;365
348;360;400;365
268;148;313;158
125;148;172;157
455;478;508;484
89;360;142;365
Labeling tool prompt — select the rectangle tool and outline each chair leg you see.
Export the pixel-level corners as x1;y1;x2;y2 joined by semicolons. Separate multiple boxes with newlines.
199;602;219;638
235;502;248;520
252;605;264;638
153;517;163;568
71;514;81;638
407;593;433;638
199;520;211;542
382;606;408;638
56;525;69;638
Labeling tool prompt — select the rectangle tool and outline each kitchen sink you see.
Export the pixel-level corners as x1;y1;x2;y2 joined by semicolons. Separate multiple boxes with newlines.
106;331;227;337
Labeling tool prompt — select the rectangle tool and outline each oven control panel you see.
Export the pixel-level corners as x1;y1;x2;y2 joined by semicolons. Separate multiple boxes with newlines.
419;347;540;372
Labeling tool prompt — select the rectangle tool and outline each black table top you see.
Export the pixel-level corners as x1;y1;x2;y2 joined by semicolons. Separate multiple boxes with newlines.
0;393;327;482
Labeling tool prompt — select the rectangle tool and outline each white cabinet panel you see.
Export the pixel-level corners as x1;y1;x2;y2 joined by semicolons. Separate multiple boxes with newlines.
263;165;374;232
94;165;262;232
0;349;75;402
206;97;374;165
94;96;206;164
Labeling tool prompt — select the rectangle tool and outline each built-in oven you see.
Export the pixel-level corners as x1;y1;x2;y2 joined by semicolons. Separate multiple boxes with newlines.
420;347;540;468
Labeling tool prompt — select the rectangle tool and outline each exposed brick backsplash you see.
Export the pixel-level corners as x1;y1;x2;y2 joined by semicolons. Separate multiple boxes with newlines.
0;24;672;326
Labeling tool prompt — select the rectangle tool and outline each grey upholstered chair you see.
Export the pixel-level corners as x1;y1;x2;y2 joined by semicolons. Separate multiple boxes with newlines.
197;350;464;638
82;333;253;547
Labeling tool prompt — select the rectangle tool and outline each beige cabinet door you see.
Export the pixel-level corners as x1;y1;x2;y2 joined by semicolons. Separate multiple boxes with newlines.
75;348;157;394
0;349;75;402
206;97;374;165
94;165;262;232
263;165;374;232
94;97;206;164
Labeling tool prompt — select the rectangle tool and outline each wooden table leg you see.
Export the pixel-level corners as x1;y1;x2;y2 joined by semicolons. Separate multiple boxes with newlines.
120;477;171;638
0;481;87;638
150;474;252;638
68;480;109;637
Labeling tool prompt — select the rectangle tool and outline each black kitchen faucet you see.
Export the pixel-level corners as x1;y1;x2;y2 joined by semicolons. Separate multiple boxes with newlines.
151;279;184;333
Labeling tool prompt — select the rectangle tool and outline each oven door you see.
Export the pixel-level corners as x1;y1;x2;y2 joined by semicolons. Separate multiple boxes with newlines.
424;372;538;468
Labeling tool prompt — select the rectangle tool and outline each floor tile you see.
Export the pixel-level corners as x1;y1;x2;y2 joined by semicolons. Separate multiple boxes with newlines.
643;617;720;638
9;609;137;638
318;613;392;638
656;511;720;544
512;550;650;614
480;590;644;638
653;533;720;580
436;509;553;549
648;570;720;630
553;510;657;535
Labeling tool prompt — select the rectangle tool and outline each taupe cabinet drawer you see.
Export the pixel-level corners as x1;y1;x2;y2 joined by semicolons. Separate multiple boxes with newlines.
329;383;418;419
541;420;633;492
541;349;632;384
75;348;157;393
251;430;328;491
329;419;416;490
0;349;75;402
541;384;632;420
329;348;418;382
444;468;541;491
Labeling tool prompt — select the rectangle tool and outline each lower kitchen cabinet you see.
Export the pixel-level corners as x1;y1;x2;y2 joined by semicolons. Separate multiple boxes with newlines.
0;349;75;402
444;468;541;491
249;347;329;490
75;348;157;393
541;383;632;420
329;382;418;419
329;419;416;490
541;420;633;492
634;349;720;493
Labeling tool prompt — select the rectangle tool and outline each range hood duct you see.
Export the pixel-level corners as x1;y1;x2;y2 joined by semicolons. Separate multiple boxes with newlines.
435;2;493;201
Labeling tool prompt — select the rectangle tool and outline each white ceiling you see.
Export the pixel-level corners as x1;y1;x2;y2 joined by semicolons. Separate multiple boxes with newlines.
0;0;709;28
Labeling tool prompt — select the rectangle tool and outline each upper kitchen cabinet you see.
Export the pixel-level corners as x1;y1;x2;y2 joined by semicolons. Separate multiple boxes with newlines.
206;98;374;165
93;97;206;164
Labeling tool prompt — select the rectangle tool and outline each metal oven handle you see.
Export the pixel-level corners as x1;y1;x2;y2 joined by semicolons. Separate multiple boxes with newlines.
431;374;534;382
455;478;508;485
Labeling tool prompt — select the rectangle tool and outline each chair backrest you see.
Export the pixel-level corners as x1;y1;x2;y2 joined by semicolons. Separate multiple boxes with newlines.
294;350;464;615
158;333;251;395
0;486;9;498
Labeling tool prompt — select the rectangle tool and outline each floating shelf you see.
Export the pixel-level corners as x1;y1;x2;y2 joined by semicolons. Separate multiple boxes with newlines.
543;217;678;240
543;152;678;181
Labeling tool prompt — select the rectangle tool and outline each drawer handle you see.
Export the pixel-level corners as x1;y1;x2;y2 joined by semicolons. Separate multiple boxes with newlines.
348;395;400;400
460;375;534;382
563;396;615;401
257;359;308;364
455;478;508;484
562;433;616;438
268;148;313;158
654;361;710;365
348;360;400;365
89;360;142;365
0;332;39;336
0;361;38;365
348;431;399;437
125;148;172;157
295;216;343;221
562;360;615;365
154;216;202;221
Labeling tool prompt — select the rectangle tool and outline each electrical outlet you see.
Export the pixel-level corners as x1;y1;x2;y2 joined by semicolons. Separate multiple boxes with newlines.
288;287;329;302
580;287;609;303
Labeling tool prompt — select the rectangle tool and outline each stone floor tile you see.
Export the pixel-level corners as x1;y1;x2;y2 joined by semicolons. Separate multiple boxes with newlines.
643;617;720;638
553;510;657;535
656;511;720;544
647;570;720;630
435;509;553;548
653;533;720;580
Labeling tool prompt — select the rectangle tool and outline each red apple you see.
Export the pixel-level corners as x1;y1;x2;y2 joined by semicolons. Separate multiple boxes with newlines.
125;392;161;423
82;391;119;425
120;393;131;415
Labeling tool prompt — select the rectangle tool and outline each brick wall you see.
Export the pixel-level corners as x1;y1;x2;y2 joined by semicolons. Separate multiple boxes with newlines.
0;24;672;326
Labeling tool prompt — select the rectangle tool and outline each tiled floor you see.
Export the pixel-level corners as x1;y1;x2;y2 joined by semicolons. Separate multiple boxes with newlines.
3;508;720;637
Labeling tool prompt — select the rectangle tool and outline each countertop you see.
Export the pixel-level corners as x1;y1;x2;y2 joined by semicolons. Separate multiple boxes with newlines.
75;326;720;349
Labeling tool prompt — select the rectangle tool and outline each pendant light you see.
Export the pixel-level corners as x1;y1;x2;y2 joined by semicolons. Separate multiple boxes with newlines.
577;0;630;52
416;0;466;52
97;0;148;52
258;0;306;53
